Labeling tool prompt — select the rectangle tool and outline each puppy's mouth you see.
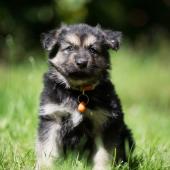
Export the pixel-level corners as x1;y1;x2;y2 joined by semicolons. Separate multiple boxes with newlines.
67;70;100;88
68;71;92;80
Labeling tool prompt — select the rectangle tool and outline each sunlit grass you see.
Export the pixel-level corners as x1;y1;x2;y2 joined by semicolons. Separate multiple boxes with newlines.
0;48;170;169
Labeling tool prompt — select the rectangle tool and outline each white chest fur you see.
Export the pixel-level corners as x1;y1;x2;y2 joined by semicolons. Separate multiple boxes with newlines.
39;102;109;129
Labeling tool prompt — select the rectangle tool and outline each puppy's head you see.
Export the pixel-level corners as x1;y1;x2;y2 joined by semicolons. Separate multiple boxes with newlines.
41;24;122;88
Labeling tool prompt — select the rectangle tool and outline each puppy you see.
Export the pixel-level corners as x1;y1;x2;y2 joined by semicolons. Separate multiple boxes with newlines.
36;24;135;170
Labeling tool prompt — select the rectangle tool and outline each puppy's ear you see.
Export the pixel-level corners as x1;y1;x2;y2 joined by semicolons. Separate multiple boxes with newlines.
41;24;68;51
41;30;58;51
103;30;122;51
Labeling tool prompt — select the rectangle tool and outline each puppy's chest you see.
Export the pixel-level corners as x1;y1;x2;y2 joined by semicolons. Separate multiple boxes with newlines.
83;108;108;128
40;99;109;129
66;106;109;131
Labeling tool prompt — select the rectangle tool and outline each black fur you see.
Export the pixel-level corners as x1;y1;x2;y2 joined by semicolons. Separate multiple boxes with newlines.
36;24;135;169
40;72;134;159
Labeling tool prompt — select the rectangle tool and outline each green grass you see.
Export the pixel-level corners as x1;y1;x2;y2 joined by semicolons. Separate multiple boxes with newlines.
0;48;170;170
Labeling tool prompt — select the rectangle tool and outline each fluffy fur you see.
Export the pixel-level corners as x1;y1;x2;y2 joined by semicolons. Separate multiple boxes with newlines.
36;24;135;170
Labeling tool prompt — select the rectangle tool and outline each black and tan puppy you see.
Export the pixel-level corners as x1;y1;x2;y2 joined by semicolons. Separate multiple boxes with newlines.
36;24;135;170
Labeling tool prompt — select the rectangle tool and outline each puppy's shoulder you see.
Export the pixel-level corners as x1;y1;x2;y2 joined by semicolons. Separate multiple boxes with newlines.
40;71;65;105
95;79;117;98
94;79;123;112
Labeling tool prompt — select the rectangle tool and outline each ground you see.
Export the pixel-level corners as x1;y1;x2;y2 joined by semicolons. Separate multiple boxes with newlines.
0;48;170;170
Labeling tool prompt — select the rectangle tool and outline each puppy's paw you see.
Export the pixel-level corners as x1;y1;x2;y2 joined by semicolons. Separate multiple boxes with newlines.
35;159;54;170
93;164;111;170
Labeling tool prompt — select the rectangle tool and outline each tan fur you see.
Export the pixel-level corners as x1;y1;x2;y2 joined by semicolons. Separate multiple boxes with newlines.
93;137;111;170
83;35;97;47
65;33;81;46
36;121;62;170
49;51;66;71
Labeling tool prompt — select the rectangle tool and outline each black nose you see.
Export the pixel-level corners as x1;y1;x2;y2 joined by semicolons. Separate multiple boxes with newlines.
76;58;88;68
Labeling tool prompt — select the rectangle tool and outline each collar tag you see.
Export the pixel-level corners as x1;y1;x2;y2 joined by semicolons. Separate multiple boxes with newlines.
77;85;93;113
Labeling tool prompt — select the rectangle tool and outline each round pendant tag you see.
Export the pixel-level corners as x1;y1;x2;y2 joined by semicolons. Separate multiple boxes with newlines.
78;102;86;112
77;94;89;113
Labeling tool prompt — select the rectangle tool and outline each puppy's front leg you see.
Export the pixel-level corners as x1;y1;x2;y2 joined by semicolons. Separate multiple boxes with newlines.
93;137;111;170
36;116;62;170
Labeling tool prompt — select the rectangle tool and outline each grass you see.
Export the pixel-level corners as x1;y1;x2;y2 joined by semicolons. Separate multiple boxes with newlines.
0;47;170;170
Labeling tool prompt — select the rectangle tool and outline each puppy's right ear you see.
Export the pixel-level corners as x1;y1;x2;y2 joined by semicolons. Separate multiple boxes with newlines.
40;30;58;51
41;24;68;51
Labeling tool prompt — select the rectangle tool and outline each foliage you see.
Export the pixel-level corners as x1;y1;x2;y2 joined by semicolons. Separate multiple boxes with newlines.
0;0;170;62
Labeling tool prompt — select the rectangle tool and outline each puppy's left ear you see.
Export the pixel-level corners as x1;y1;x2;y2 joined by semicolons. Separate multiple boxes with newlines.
103;30;122;51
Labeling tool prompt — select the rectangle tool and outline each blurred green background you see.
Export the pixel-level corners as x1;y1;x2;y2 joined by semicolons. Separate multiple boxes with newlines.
0;0;170;62
0;0;170;169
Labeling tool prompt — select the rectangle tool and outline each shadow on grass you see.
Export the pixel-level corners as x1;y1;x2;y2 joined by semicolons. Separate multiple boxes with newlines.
128;155;143;170
110;155;143;170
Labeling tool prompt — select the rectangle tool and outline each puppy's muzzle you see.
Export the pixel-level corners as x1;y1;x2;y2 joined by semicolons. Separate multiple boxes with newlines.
75;58;88;69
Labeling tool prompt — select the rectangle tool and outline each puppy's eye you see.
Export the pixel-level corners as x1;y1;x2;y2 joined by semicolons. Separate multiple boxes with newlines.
65;46;74;51
88;46;98;54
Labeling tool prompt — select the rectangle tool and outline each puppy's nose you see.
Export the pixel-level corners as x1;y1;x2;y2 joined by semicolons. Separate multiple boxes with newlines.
76;58;88;68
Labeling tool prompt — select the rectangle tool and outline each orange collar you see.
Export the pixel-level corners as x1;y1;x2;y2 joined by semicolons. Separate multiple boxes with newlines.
80;84;95;92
